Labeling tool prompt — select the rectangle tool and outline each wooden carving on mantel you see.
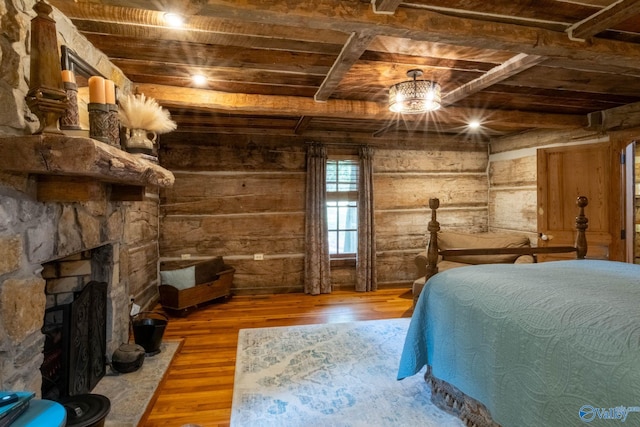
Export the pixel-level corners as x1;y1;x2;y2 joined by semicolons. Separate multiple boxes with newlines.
25;0;68;135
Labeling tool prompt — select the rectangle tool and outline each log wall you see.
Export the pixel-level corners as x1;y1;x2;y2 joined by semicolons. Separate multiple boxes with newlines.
488;129;609;241
158;134;488;294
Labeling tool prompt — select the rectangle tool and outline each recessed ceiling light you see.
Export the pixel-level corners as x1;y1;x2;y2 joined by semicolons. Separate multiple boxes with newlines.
468;120;481;129
192;74;207;86
164;12;184;28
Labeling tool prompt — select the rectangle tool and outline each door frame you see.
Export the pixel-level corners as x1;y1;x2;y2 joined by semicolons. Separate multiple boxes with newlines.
609;130;640;261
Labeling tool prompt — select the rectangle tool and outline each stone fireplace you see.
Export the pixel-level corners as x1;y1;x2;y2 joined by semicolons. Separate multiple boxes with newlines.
0;139;172;396
0;186;131;394
0;0;173;397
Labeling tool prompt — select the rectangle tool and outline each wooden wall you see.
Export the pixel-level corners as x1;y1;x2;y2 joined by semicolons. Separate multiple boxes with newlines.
488;129;609;241
158;133;488;294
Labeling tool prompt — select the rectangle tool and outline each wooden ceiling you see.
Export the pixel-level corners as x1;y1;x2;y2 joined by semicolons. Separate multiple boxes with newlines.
49;0;640;144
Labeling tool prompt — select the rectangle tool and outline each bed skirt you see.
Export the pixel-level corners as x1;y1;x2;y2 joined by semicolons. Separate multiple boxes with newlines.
425;366;501;427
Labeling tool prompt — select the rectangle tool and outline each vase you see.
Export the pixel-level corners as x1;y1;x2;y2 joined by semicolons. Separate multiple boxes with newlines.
124;128;156;155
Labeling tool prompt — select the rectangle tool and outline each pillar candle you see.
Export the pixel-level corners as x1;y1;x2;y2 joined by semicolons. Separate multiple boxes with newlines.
88;76;106;104
104;79;116;104
61;70;75;84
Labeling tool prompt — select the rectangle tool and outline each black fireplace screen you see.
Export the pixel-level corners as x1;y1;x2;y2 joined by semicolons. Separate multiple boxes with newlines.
41;281;107;400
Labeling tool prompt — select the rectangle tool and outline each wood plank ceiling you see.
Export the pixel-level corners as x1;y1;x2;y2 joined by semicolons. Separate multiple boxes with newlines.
48;0;640;144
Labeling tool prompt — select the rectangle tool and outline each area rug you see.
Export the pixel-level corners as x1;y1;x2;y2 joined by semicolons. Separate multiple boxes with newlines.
231;318;464;427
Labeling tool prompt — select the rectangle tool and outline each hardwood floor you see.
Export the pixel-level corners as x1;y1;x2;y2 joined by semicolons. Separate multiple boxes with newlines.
141;288;414;427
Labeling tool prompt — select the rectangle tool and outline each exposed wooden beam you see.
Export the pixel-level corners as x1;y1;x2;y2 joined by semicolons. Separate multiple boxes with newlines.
567;0;640;41
314;32;376;102
294;116;313;134
371;0;403;15
586;100;640;131
164;127;488;148
442;54;546;106
51;0;640;70
52;2;350;47
372;122;399;137
167;125;485;144
135;83;587;129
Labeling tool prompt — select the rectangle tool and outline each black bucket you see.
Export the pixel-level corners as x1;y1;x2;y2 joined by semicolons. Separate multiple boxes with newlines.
132;312;168;356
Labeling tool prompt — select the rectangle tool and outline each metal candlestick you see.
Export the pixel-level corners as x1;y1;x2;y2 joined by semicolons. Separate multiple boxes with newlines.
107;103;121;149
88;103;110;144
60;81;81;130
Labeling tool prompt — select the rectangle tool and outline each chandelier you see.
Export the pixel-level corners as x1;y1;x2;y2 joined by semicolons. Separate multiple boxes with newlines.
388;69;441;114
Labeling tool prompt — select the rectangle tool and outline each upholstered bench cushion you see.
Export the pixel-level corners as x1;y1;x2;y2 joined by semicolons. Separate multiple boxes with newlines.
160;256;226;290
438;231;532;264
160;266;196;290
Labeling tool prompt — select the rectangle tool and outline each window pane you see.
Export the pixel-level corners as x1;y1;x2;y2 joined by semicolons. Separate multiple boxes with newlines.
326;161;337;192
338;205;357;229
328;231;338;254
337;161;358;191
339;230;358;254
326;204;337;230
327;160;337;177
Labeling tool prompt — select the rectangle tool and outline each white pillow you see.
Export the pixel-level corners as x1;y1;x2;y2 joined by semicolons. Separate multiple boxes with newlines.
160;266;196;290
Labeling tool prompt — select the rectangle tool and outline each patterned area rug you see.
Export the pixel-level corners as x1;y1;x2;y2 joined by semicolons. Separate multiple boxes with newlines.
231;318;464;427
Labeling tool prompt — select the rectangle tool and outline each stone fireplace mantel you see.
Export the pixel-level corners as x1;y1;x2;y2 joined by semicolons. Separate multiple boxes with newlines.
0;134;174;201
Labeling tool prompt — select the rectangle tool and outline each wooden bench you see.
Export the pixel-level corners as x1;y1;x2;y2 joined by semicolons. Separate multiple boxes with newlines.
159;257;234;314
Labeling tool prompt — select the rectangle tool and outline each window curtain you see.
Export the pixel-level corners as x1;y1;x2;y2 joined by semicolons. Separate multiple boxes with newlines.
304;143;331;295
356;146;377;292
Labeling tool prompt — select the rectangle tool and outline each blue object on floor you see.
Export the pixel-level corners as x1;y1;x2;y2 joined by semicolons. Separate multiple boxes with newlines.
0;391;35;427
11;399;66;427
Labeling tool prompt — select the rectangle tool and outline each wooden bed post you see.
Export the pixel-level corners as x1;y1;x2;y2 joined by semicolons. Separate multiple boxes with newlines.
575;196;589;259
425;198;440;282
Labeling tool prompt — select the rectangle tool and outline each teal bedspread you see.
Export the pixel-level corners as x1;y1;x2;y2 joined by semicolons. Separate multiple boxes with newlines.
398;260;640;427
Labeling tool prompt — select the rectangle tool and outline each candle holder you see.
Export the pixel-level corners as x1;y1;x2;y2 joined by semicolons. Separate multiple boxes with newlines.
88;103;110;144
60;81;81;130
107;103;121;149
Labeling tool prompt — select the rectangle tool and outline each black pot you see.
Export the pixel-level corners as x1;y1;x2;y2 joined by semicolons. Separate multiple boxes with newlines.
111;343;145;373
132;312;168;356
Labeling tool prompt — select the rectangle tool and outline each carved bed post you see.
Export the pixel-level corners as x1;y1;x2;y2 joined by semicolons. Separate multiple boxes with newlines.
425;198;440;282
575;196;589;259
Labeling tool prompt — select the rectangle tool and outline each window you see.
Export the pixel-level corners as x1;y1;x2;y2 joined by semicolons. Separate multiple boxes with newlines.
326;159;358;256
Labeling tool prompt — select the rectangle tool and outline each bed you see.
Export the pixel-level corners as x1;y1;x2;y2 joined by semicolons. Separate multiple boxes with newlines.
397;197;640;427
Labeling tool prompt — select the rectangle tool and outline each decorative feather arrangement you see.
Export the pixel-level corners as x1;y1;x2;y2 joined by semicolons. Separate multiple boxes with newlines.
118;93;177;133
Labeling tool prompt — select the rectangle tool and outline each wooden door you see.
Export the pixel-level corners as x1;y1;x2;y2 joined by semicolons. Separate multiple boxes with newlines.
537;142;615;261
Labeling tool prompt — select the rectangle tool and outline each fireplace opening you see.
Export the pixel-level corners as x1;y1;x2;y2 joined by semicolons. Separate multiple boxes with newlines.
41;281;107;400
40;245;114;400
